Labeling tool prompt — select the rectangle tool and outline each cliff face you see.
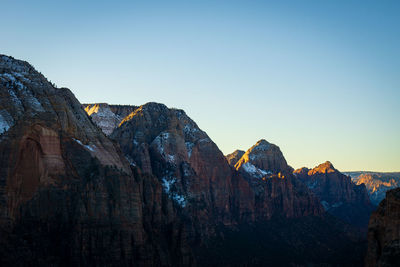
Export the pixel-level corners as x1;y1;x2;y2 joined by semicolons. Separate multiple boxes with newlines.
0;55;370;266
294;161;374;228
84;102;367;265
225;149;245;166
366;188;400;267
83;103;138;135
235;139;293;174
348;172;400;206
230;140;323;220
0;55;180;266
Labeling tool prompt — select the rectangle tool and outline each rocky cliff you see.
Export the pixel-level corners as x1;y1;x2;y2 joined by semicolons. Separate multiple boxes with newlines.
225;149;244;166
294;161;374;228
231;140;323;220
366;188;400;267
0;54;370;266
347;172;400;206
0;55;188;266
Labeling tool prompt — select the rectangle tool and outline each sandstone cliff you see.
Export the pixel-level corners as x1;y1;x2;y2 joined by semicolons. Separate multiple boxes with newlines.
0;54;369;266
366;188;400;267
294;161;374;228
348;172;400;206
0;55;187;266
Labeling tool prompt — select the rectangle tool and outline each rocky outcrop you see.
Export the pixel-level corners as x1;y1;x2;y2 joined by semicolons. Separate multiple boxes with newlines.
294;161;374;228
366;188;400;267
0;55;176;266
232;140;323;220
83;103;137;135
110;102;256;229
235;139;293;174
225;149;244;166
347;172;400;206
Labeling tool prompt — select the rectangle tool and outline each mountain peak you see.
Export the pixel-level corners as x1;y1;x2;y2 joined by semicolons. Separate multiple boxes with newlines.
310;161;337;174
235;139;291;177
253;139;271;150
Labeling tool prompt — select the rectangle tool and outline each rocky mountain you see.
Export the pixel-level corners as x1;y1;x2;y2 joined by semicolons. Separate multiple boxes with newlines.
87;103;366;265
225;149;244;166
229;140;323;220
366;188;400;266
0;54;370;266
346;172;400;206
0;55;155;266
83;103;137;135
294;162;374;228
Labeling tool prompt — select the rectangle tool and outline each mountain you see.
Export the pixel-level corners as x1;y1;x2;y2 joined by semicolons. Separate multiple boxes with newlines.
366;188;400;266
230;140;323;219
87;103;366;265
0;55;154;265
83;103;137;135
0;54;369;266
346;172;400;206
294;162;374;229
225;149;244;166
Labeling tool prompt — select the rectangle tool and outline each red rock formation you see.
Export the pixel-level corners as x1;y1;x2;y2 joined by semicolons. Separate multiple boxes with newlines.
350;172;400;205
235;139;293;174
232;140;323;219
366;188;400;267
294;161;374;228
0;55;160;266
0;55;369;266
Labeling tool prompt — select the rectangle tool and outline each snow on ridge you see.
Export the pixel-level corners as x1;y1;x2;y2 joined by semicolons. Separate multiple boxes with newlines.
242;162;272;179
153;132;176;163
1;72;44;113
0;56;30;73
185;142;194;158
0;110;14;134
161;177;186;207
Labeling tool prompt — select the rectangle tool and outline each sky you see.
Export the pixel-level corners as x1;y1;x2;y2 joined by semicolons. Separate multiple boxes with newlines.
1;0;399;171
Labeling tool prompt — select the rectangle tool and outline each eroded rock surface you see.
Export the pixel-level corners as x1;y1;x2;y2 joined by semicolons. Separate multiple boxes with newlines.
366;188;400;267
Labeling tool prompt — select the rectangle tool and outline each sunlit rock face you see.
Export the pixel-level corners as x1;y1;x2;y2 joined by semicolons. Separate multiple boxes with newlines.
294;161;374;228
110;102;255;229
3;54;371;266
235;139;293;175
230;140;323;220
83;103;137;135
366;188;400;267
0;55;153;266
225;149;245;166
347;172;400;206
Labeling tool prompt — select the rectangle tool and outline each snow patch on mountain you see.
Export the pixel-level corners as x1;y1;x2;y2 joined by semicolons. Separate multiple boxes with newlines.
153;132;176;163
242;162;272;179
0;110;14;134
73;138;96;152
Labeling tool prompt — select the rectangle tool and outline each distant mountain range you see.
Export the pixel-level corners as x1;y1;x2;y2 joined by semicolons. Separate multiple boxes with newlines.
345;172;400;206
0;54;398;266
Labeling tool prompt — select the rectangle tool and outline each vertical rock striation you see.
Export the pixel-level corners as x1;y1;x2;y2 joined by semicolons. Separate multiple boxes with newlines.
366;188;400;267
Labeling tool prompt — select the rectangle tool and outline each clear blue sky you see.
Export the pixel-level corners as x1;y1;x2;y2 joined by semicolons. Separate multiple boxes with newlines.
1;0;399;171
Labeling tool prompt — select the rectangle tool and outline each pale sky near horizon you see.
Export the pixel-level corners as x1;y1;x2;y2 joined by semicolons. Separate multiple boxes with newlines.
1;0;399;171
